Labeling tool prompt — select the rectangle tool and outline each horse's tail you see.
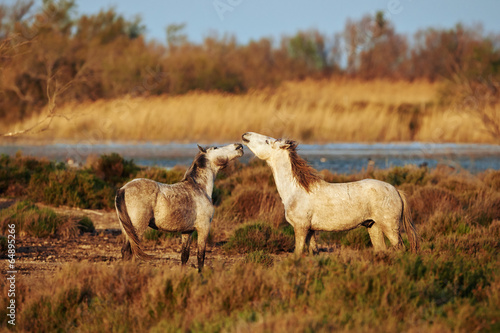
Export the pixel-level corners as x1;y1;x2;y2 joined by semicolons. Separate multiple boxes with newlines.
115;188;151;261
397;190;420;253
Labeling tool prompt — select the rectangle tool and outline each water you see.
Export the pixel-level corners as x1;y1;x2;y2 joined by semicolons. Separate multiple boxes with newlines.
1;142;500;174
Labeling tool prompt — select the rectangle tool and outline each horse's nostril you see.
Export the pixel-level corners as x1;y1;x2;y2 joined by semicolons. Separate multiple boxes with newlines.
242;136;250;143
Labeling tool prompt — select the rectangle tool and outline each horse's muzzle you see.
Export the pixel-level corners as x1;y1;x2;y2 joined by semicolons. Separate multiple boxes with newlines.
241;133;250;143
235;143;244;156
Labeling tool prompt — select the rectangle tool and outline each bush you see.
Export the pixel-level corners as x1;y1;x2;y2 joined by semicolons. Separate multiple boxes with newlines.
27;169;115;209
0;154;62;197
420;211;469;240
224;222;294;254
244;250;274;266
409;186;461;223
466;191;500;227
143;229;181;242
340;228;373;249
92;153;140;186
76;216;96;233
375;165;429;186
0;200;95;238
135;166;185;185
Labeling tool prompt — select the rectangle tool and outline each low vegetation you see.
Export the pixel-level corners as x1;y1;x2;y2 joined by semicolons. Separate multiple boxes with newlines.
0;200;95;238
2;247;499;332
0;154;499;331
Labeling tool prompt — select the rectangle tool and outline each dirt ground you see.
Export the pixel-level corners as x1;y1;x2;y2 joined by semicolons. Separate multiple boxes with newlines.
1;199;250;282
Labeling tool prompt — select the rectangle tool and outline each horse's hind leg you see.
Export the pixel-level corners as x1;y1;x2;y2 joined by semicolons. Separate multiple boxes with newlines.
367;224;387;251
121;239;133;260
181;232;193;266
383;225;404;250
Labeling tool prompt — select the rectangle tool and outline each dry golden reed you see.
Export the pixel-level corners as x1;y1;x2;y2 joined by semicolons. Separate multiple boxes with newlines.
3;79;495;144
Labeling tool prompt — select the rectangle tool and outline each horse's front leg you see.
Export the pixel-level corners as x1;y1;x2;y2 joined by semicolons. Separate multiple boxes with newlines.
181;232;193;266
306;230;319;255
294;227;308;256
196;227;209;273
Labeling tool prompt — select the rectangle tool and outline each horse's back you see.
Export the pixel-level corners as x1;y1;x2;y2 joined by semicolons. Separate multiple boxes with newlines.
306;178;402;230
336;179;401;209
317;178;397;201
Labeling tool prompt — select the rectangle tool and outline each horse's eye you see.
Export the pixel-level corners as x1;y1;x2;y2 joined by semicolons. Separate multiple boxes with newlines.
213;147;218;150
265;140;269;144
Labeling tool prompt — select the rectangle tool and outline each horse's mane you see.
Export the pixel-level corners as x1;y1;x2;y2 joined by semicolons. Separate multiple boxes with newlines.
285;141;321;193
183;152;208;183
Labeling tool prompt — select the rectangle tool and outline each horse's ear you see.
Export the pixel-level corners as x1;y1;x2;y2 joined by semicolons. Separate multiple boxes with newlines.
197;145;207;153
280;139;297;150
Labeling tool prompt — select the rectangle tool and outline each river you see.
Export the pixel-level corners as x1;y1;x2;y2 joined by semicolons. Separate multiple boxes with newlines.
1;142;499;174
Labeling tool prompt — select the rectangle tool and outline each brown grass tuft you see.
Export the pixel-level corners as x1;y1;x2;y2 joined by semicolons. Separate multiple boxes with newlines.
409;186;461;224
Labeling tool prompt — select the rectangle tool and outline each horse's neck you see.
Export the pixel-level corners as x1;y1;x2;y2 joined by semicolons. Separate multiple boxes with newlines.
268;155;302;204
192;168;216;198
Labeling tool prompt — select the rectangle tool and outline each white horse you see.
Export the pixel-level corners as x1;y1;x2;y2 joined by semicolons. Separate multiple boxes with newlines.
115;143;244;272
242;132;419;255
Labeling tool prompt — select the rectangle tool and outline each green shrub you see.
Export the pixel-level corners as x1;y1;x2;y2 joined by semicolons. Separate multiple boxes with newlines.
0;200;94;238
244;250;274;266
76;216;96;233
93;153;140;185
27;169;114;209
0;154;63;196
224;222;294;254
135;166;185;185
376;165;428;186
143;229;181;242
340;228;373;249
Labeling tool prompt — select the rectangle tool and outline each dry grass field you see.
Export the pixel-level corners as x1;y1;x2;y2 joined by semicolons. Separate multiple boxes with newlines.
1;154;499;332
2;79;495;144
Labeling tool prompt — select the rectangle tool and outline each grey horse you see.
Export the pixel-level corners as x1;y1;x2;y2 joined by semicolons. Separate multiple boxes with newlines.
115;143;244;271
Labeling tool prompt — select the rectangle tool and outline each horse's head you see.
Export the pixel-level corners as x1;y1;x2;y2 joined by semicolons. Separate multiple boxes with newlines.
241;132;296;161
198;143;244;169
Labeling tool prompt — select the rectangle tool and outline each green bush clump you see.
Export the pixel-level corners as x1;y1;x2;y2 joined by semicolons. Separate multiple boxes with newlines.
340;228;373;249
0;154;63;197
135;166;185;185
0;200;95;238
143;229;181;242
76;216;96;233
376;165;429;186
92;153;141;185
244;250;274;266
224;222;294;254
27;169;115;209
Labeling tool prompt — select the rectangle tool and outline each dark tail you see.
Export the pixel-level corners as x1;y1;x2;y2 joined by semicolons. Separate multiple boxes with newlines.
397;190;420;253
115;188;151;261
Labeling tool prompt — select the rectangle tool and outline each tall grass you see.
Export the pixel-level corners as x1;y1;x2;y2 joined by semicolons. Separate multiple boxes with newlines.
3;79;495;143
